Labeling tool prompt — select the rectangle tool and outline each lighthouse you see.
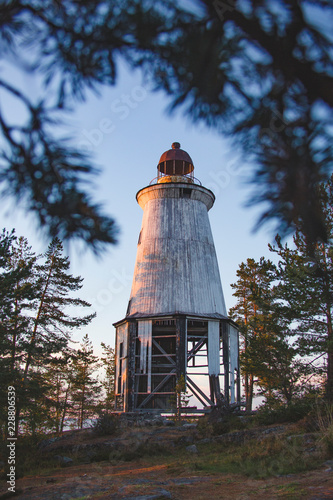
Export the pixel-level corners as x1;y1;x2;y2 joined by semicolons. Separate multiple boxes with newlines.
114;142;239;412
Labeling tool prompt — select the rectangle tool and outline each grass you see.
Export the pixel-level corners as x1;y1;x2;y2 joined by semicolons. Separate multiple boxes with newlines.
0;434;65;479
162;434;322;480
8;435;321;482
0;406;327;481
316;401;333;457
275;482;308;499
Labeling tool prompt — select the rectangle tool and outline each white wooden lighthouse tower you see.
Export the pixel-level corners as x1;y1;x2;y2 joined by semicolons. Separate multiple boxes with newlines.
114;142;239;412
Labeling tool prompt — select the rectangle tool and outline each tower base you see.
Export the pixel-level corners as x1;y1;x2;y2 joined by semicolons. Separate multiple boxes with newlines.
113;314;240;412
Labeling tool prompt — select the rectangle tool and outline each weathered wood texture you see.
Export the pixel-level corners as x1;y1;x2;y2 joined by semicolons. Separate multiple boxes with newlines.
229;325;239;403
138;320;152;392
176;316;187;378
208;320;220;376
229;324;239;404
115;322;128;403
127;321;137;411
128;183;227;317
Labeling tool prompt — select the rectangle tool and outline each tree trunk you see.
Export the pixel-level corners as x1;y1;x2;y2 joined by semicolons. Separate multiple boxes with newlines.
245;372;254;411
323;244;333;402
60;382;71;434
10;293;19;373
326;312;333;401
80;382;86;429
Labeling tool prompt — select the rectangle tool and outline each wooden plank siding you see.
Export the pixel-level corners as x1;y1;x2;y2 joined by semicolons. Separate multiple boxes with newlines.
229;323;239;404
208;320;220;376
128;183;227;317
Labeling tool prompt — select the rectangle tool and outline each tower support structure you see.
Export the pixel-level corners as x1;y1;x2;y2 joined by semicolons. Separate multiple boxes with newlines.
114;143;240;413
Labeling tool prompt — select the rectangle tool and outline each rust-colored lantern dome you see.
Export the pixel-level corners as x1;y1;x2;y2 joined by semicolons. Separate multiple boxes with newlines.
158;142;194;177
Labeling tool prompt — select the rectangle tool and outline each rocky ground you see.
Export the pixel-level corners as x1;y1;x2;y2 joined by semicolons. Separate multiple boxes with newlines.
4;460;333;500
1;415;333;499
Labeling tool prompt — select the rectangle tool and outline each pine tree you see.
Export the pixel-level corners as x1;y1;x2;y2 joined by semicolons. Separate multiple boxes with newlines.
42;352;74;435
70;334;102;429
229;258;276;409
270;176;333;400
6;236;37;374
0;235;96;434
0;230;37;434
100;342;115;414
229;256;308;407
0;231;36;371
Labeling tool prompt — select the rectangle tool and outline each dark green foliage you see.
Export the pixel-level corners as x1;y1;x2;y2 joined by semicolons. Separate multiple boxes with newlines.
0;1;124;251
100;342;115;413
70;334;102;429
0;230;96;435
229;257;306;409
211;415;247;435
254;395;317;426
0;1;332;247
193;435;321;479
126;0;333;243
93;413;119;436
43;353;74;435
269;177;333;400
230;176;333;407
0;230;37;434
108;440;170;463
169;374;190;420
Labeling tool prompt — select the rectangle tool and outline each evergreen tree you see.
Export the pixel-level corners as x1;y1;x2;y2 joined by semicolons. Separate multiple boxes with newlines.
270;177;333;400
20;370;52;437
19;240;95;432
244;320;312;404
0;230;37;434
229;257;309;407
70;334;102;429
0;232;36;373
229;258;275;409
42;352;74;435
100;342;115;414
0;232;96;434
6;236;37;374
0;229;17;324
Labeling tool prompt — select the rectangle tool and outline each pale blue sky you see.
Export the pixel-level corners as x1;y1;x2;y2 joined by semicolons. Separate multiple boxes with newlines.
0;62;280;354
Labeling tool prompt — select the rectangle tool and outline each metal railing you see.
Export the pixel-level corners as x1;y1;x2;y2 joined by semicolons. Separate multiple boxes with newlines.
149;175;202;186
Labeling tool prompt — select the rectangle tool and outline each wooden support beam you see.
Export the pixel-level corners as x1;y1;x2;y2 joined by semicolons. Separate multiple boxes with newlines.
137;369;176;409
209;375;215;405
187;376;214;406
237;330;241;404
187;383;209;407
187;338;206;363
127;321;137;412
209;374;223;406
221;321;229;403
152;339;176;366
176;317;186;377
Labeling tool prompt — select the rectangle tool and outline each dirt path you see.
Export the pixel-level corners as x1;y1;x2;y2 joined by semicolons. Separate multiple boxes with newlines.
4;460;333;499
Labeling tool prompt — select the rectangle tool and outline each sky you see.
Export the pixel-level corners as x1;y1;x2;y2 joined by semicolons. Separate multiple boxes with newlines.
0;60;281;356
